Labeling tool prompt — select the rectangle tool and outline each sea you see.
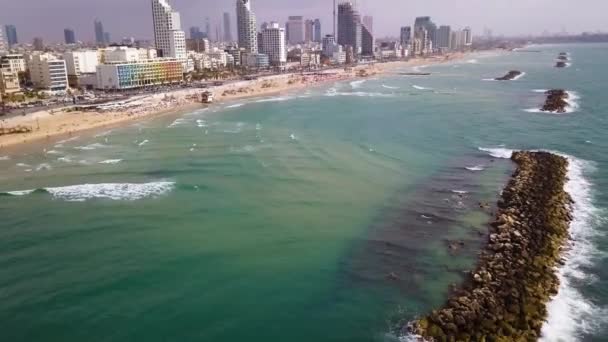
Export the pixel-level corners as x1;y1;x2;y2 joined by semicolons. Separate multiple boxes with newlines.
0;43;606;342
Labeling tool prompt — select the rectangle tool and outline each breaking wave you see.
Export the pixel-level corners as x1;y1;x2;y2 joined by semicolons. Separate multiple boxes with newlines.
412;85;432;91
477;147;514;159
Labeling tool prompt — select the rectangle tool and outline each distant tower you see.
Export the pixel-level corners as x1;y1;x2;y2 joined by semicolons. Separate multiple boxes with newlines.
94;19;105;45
0;26;6;52
205;17;211;41
337;2;362;56
5;25;18;47
313;19;322;42
236;0;258;53
64;28;76;44
151;0;186;59
223;12;233;42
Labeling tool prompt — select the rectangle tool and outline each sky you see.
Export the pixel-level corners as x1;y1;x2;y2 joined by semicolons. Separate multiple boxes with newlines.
1;0;607;43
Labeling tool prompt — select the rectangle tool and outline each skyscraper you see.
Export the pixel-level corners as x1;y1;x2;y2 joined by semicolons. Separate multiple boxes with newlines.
362;16;373;33
205;17;211;41
337;2;362;56
261;22;286;66
189;26;203;39
463;27;473;46
313;19;322;43
33;37;44;51
5;25;17;47
437;25;451;49
286;16;304;45
104;32;111;44
361;24;374;56
400;26;411;47
414;17;437;49
64;28;76;44
236;0;258;53
304;19;314;42
151;0;187;59
94;20;105;45
223;12;233;42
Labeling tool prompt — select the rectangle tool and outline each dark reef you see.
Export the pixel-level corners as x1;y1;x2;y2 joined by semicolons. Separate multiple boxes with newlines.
494;70;523;81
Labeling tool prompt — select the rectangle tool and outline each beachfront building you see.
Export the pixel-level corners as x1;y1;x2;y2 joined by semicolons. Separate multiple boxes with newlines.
286;16;304;45
361;21;374;56
437;25;451;50
28;53;68;91
322;35;337;57
96;58;183;90
337;2;362;57
0;68;20;98
304;19;314;43
313;19;322;43
414;16;437;50
261;22;286;66
463;27;473;46
1;54;26;73
242;53;269;69
236;0;258;53
151;0;187;59
63;50;99;87
0;25;6;52
400;26;412;49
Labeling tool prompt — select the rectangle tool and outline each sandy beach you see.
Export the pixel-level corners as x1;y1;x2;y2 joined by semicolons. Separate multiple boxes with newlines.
0;52;469;151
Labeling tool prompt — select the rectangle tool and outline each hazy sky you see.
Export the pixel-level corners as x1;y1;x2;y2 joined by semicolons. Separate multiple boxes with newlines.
1;0;607;43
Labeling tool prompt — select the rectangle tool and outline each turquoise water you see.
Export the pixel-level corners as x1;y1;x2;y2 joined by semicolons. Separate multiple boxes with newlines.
0;44;607;341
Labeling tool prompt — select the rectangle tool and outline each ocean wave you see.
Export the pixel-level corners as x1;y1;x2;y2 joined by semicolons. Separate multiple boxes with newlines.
0;156;10;161
350;79;366;89
478;147;514;159
94;130;114;137
527;90;580;114
382;84;400;90
16;163;31;168
35;163;52;171
465;165;485;171
540;154;608;341
138;140;149;146
412;85;433;91
57;157;73;163
56;136;80;144
467;59;478;64
255;96;294;103
226;103;244;109
451;190;469;194
533;89;549;93
512;72;526;80
168;118;186;128
2;181;175;201
98;159;122;164
325;90;395;98
196;119;208;128
74;143;110;151
289;133;298;141
45;150;62;155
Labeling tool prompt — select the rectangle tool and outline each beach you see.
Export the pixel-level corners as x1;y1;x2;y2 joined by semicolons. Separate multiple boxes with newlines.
0;52;467;150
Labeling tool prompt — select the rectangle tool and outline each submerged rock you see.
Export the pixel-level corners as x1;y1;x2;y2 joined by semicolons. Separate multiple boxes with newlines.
410;151;572;341
541;89;569;113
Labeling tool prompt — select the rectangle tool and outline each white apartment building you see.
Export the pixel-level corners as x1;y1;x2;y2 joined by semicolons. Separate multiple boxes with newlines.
63;50;99;75
100;47;158;63
0;68;20;96
28;53;68;91
261;22;286;66
236;0;258;53
151;0;187;59
0;54;27;73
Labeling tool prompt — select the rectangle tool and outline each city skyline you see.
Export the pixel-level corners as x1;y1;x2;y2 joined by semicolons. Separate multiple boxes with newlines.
2;0;607;43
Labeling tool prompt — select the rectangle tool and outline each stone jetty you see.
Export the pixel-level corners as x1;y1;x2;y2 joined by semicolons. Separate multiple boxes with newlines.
410;151;572;342
494;70;523;81
541;89;569;113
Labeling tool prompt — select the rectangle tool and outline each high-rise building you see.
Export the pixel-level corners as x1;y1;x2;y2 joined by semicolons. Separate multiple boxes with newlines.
286;16;304;45
1;54;26;73
190;26;203;39
33;37;44;51
104;32;111;44
361;24;374;56
236;0;258;53
94;20;105;45
205;17;211;41
96;58;182;90
322;35;337;57
64;28;76;44
437;25;451;49
28;53;68;91
337;2;362;56
151;0;187;59
463;27;473;46
223;12;233;42
362;16;373;33
0;26;6;52
5;25;18;47
313;19;322;43
304;19;314;42
400;26;411;47
414;17;437;49
261;22;286;66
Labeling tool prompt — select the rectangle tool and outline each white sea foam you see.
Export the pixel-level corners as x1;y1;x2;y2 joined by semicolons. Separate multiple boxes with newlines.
196;119;208;128
451;190;469;195
226;103;244;109
533;89;549;93
482;78;497;81
512;72;526;80
138;140;149;146
46;150;62;155
35;163;52;171
465;165;485;171
289;133;298;141
382;84;399;90
540;155;608;341
350;79;366;89
478;147;514;159
57;157;73;163
467;59;478;64
56;136;80;144
16;163;31;168
98;159;122;164
255;96;294;103
74;143;110;151
168;118;186;128
0;156;10;161
412;85;432;91
527;90;580;114
3;181;175;201
94;130;113;137
325;90;394;98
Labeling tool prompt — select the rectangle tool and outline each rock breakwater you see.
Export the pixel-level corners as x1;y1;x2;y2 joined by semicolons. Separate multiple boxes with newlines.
494;70;523;81
541;89;569;113
410;151;572;341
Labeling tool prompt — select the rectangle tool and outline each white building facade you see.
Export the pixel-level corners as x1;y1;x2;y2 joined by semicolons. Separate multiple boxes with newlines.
151;0;186;59
0;54;27;73
63;50;99;75
261;22;286;66
28;53;68;91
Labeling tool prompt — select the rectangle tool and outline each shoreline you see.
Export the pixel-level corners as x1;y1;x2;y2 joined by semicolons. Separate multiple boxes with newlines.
410;151;573;341
0;52;474;152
